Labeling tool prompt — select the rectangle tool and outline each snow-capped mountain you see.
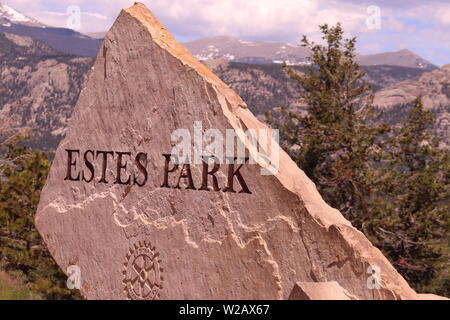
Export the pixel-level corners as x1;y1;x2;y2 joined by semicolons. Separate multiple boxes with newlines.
185;36;311;66
0;3;44;27
185;36;438;71
0;2;102;57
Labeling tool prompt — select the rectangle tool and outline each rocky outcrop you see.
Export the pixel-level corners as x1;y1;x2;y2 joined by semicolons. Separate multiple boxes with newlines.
375;64;450;109
374;65;450;146
34;3;428;300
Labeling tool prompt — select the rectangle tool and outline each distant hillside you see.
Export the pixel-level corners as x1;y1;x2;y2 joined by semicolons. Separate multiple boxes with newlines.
0;32;442;152
0;32;93;152
356;49;438;71
0;23;102;57
206;60;431;115
208;60;448;145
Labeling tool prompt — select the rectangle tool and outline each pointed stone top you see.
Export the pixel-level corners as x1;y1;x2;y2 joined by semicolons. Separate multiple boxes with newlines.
121;3;245;109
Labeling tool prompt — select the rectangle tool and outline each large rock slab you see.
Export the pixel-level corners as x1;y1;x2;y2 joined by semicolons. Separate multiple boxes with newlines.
36;3;420;300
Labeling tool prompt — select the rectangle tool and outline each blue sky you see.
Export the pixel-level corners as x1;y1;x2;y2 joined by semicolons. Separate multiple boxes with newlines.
3;0;449;66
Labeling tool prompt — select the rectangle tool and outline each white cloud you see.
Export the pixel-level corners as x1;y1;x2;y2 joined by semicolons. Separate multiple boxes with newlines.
3;0;450;34
145;0;372;42
84;12;108;20
2;0;374;39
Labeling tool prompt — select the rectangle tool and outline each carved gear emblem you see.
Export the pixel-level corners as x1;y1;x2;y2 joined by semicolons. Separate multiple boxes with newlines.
123;241;163;300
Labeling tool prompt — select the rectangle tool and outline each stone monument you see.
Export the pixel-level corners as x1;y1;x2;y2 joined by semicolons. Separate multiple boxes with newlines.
36;3;424;300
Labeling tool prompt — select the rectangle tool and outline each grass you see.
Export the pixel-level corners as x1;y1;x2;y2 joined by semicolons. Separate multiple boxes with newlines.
0;271;41;300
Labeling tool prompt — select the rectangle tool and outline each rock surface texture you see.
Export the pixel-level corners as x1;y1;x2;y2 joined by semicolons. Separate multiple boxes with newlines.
288;281;358;300
36;3;423;300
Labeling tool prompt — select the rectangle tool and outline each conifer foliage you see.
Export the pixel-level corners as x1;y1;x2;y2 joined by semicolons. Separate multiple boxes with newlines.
369;98;449;295
0;134;81;299
268;24;449;296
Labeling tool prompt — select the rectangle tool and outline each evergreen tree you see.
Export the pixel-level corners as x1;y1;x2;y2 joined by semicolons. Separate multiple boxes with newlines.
269;24;388;228
368;98;450;296
0;137;82;299
268;24;449;295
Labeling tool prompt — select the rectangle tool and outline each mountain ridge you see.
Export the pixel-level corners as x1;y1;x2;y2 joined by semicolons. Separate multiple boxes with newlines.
0;3;44;27
185;35;438;70
0;2;102;57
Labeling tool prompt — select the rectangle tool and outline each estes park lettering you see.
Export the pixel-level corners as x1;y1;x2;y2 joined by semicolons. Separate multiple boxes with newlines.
63;149;252;194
